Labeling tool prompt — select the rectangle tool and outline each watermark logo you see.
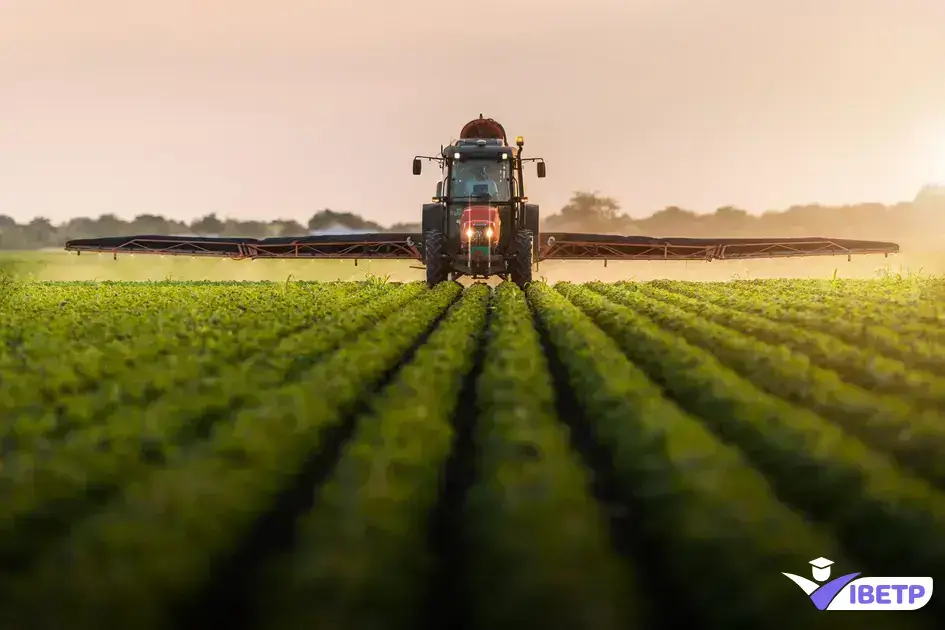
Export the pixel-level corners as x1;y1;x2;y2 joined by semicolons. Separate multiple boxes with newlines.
783;557;933;610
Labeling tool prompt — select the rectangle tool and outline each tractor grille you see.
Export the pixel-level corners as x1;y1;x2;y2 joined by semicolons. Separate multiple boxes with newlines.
465;223;492;244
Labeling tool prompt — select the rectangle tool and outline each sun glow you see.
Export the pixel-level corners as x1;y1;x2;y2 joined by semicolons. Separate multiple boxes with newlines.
934;150;945;185
923;122;945;185
912;120;945;186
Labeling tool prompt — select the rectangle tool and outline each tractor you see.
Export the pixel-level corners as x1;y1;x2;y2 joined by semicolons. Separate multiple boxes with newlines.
412;115;545;287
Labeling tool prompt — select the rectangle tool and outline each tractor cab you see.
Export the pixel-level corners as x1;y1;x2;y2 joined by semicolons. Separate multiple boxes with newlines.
442;143;515;251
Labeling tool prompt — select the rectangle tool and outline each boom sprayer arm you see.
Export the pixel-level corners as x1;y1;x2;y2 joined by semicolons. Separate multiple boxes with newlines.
60;113;898;293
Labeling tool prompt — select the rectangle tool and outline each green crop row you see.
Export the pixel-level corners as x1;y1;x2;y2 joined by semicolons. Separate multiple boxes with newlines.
464;282;637;630
555;282;945;587
0;281;355;365
0;277;943;629
654;280;945;374
632;281;945;411
0;282;421;569
588;282;945;486
256;283;490;630
724;278;945;341
0;281;392;445
0;282;461;630
706;277;945;332
529;282;888;630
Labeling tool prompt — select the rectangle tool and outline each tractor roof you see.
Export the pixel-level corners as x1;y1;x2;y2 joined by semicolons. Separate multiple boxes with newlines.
442;139;513;160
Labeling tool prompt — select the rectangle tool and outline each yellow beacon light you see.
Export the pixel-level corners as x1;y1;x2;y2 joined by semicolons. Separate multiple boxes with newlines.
516;136;524;147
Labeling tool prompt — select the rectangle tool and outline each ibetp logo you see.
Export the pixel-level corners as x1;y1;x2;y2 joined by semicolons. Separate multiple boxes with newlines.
783;557;933;610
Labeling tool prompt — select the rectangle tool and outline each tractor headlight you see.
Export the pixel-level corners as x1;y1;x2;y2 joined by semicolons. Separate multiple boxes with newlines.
466;228;474;238
486;227;494;238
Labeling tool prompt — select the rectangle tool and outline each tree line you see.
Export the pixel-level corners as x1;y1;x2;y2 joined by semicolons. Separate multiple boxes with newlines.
2;187;943;250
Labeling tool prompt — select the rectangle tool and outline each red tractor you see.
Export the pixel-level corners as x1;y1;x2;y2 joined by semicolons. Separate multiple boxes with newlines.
63;114;900;284
412;115;545;287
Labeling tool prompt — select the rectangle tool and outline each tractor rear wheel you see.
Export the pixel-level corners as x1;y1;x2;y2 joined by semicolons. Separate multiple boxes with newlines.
524;204;541;260
424;230;449;288
509;229;534;288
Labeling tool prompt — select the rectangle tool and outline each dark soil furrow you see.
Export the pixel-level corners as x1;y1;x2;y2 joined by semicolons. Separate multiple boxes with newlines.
421;290;492;630
176;284;464;630
531;306;694;630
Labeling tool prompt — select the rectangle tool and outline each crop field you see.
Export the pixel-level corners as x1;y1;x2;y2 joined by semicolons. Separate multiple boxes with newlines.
5;247;945;283
1;275;945;630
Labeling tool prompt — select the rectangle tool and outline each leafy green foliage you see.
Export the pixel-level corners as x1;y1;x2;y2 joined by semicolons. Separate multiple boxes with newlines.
589;281;945;484
555;282;945;593
531;282;857;630
258;283;489;629
0;277;944;629
465;282;637;630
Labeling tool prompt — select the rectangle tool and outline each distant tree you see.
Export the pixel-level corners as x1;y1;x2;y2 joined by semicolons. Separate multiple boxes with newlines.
95;213;129;236
222;219;268;237
129;214;177;235
637;206;701;235
271;219;306;237
389;222;422;232
561;191;620;223
543;191;624;231
20;217;56;248
190;213;226;235
0;186;938;250
705;206;753;236
307;209;384;232
915;184;945;205
714;205;749;220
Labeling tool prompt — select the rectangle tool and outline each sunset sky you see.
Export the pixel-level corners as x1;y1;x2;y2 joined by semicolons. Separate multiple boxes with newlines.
3;0;945;226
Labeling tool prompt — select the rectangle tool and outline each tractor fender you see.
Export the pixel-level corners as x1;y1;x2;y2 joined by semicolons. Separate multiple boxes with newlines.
421;203;447;243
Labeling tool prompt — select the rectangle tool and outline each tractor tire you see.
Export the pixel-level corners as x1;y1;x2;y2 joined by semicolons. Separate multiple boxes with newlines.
509;229;534;288
422;202;446;234
424;230;450;288
524;204;541;260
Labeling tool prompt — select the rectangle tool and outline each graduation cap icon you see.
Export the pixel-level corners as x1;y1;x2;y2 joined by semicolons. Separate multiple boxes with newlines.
809;557;834;582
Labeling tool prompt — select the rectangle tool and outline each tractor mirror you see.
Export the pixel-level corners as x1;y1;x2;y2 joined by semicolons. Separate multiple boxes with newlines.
413;158;422;175
435;181;443;197
537;162;546;178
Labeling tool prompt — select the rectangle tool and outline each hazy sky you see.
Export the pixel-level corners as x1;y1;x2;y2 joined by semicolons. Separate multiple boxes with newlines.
3;0;945;226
